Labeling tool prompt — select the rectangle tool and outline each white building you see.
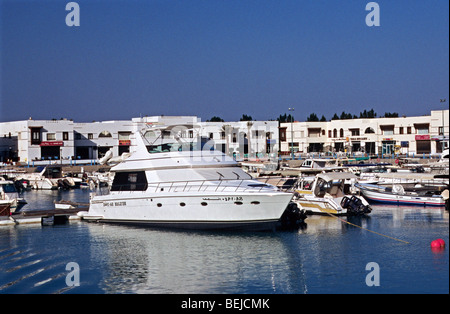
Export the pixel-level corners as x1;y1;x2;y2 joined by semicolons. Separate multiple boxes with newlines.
0;116;279;164
280;109;449;156
133;116;279;161
1;109;446;164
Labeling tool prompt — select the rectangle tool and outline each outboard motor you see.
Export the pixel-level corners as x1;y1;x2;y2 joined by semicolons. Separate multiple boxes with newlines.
57;179;71;190
279;202;307;230
341;196;371;215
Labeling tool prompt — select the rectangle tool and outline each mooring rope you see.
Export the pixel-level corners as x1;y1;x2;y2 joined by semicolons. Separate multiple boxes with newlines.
324;211;410;244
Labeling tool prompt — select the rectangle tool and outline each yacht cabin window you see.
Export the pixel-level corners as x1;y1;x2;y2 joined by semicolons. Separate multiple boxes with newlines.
111;171;148;191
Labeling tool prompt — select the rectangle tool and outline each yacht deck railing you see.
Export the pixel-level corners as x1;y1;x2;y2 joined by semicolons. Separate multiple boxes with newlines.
109;177;294;194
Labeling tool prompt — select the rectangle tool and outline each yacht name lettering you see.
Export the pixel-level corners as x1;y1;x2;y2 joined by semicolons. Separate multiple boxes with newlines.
222;196;243;201
103;201;127;207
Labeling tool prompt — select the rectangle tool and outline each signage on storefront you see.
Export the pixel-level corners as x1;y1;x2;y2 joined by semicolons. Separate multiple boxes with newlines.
40;141;63;146
415;135;430;140
119;140;131;146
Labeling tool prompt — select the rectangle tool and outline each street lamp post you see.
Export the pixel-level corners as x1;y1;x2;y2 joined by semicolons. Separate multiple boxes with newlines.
289;107;295;159
440;99;447;152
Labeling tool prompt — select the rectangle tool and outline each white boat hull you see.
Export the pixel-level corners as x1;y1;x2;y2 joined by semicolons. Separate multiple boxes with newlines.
293;195;371;216
359;186;445;207
293;197;346;215
84;191;293;230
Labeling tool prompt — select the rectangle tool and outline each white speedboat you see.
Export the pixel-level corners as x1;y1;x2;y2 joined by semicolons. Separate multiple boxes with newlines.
291;172;372;215
15;165;79;190
0;180;27;213
356;183;446;207
79;126;295;230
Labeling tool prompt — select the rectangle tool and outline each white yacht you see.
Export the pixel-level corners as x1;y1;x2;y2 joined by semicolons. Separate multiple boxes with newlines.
79;125;294;230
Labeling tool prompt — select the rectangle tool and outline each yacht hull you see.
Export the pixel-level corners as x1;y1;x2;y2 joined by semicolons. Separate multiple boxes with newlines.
83;192;293;231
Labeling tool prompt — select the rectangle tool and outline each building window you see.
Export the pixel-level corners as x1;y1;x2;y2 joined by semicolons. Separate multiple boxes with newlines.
364;127;375;134
209;133;214;139
416;127;429;134
30;128;42;145
279;128;286;142
414;123;429;135
380;125;394;135
308;128;321;138
63;132;69;141
289;142;299;152
47;133;56;141
339;129;344;137
399;127;404;134
99;130;112;138
439;127;444;135
118;132;131;140
333;129;337;138
349;128;360;136
407;127;412;134
221;131;225;139
88;133;93;140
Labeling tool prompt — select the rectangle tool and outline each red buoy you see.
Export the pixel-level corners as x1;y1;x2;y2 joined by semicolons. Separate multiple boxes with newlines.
436;239;445;247
431;239;445;248
431;240;440;248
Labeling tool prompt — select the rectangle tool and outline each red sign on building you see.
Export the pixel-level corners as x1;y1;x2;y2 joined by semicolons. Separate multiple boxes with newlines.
415;135;430;141
119;140;131;146
40;141;64;146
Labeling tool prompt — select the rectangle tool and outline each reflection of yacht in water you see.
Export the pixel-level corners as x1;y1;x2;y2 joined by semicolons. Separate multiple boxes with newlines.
79;125;296;230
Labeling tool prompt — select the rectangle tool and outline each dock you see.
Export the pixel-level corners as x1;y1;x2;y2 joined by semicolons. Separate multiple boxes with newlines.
0;206;87;227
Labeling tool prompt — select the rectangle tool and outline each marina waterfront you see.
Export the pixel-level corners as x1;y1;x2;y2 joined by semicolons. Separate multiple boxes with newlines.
0;188;448;294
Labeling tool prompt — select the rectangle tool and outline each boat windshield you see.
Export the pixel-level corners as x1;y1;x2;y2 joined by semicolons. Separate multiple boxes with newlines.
0;183;17;193
314;178;343;197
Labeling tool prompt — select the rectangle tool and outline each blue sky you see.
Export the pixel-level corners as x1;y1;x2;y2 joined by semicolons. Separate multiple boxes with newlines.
1;0;448;122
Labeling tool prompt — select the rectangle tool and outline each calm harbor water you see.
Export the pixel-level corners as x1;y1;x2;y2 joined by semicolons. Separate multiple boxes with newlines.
0;188;448;294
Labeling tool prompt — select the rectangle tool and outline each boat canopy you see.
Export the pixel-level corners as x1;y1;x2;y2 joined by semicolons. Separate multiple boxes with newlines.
316;172;357;181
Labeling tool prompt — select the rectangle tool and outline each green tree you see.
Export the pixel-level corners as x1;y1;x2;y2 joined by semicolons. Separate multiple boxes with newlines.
207;116;224;122
340;111;354;119
276;113;294;123
331;113;340;120
307;113;319;121
359;109;377;118
240;114;253;121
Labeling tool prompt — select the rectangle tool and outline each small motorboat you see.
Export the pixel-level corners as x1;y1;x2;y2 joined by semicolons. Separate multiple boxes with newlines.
291;172;371;216
0;179;27;213
356;183;446;207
